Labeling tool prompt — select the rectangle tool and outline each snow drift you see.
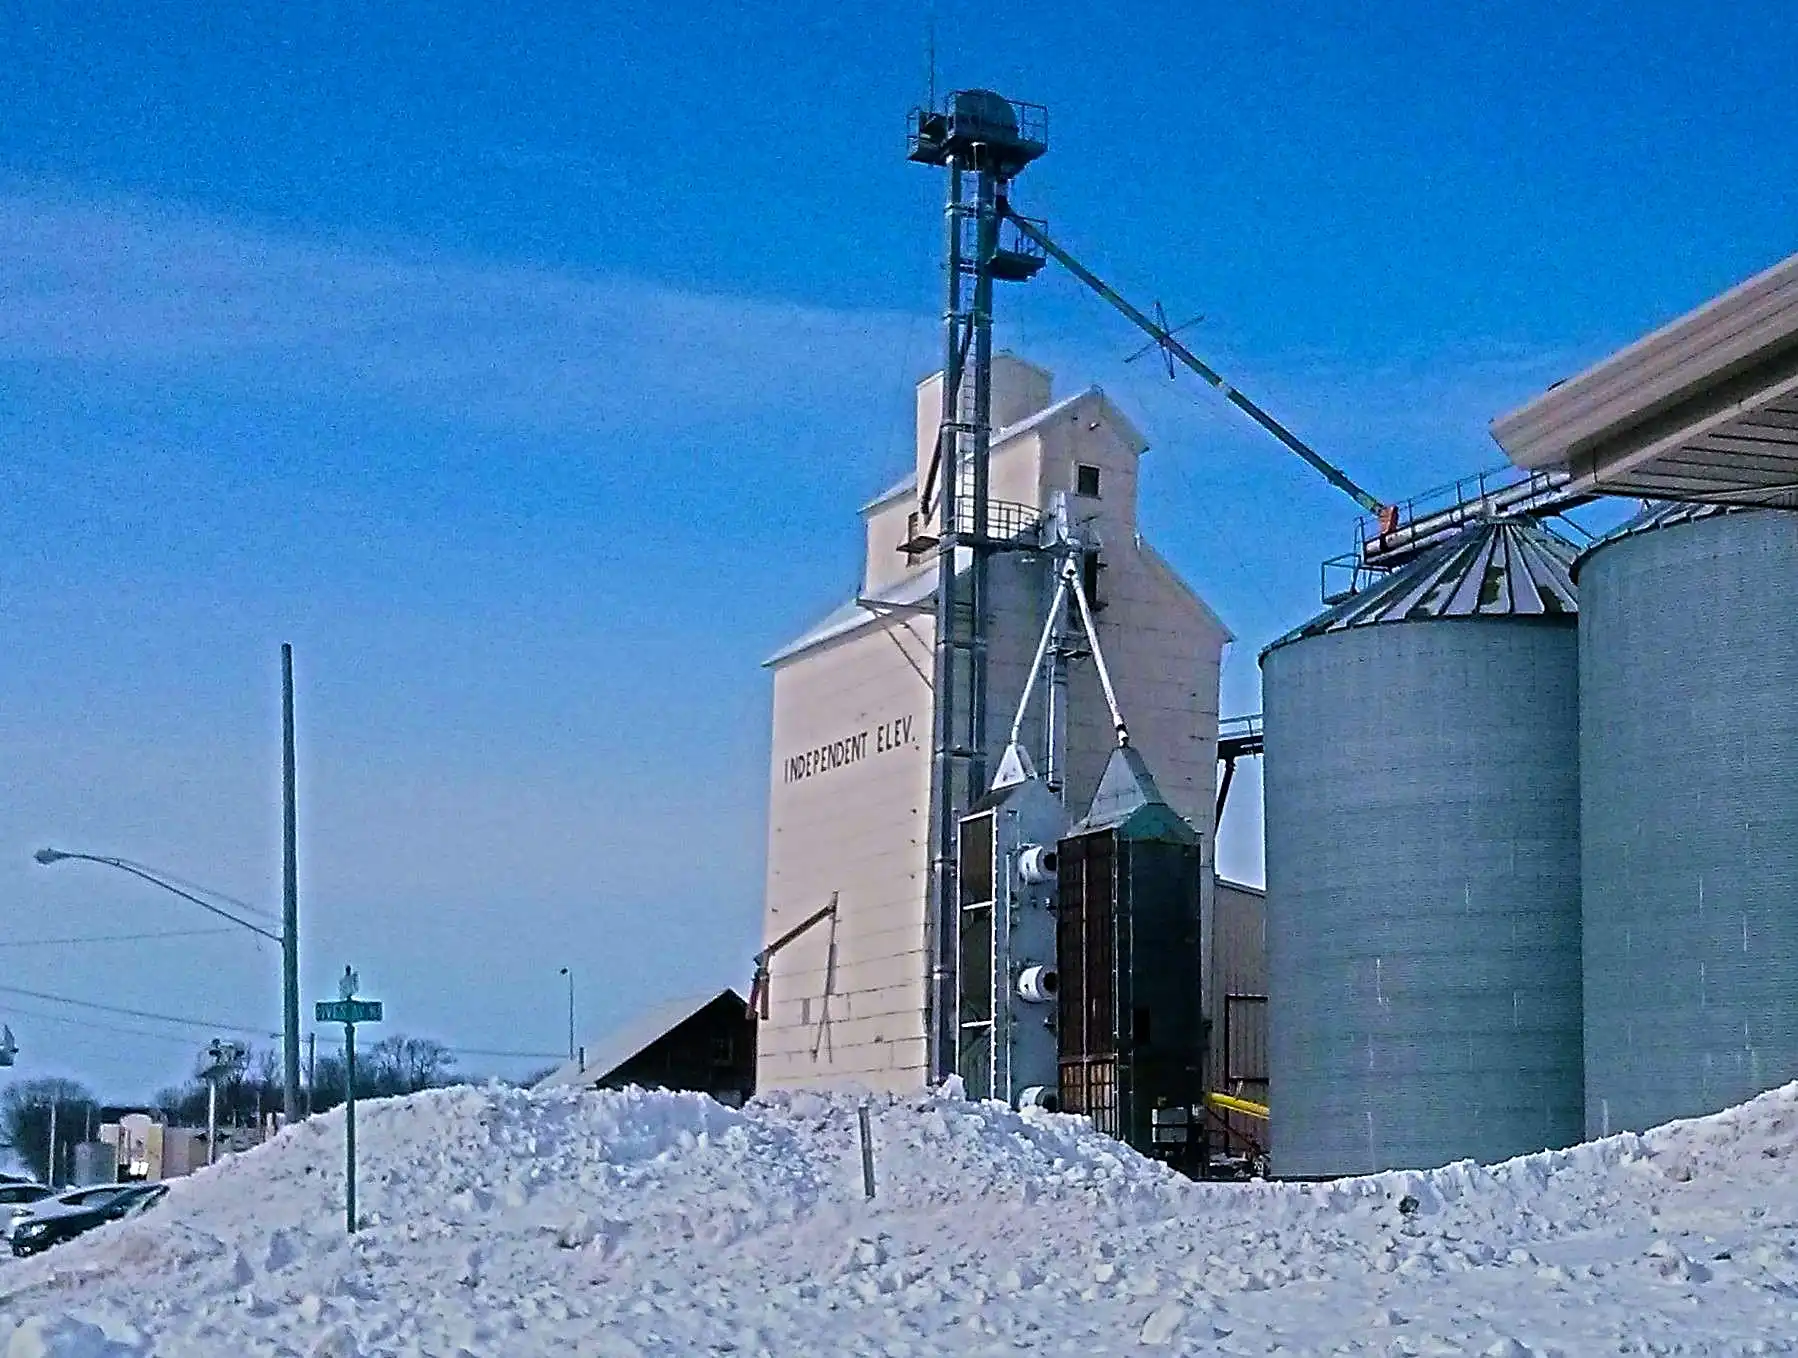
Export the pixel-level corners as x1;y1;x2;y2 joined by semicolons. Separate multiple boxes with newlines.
3;1081;1797;1356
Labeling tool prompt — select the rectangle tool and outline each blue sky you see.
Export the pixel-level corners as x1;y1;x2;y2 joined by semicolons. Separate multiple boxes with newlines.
2;1;1794;1102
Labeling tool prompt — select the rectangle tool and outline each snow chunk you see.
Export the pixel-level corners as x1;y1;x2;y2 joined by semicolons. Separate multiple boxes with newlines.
4;1317;139;1358
1138;1302;1187;1346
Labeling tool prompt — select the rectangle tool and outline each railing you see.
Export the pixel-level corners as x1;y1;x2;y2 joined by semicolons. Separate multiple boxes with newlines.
1218;714;1263;748
945;497;1047;547
1355;463;1587;569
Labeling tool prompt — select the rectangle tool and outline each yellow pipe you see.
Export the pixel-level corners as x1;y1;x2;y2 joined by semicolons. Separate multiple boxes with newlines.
1207;1091;1270;1120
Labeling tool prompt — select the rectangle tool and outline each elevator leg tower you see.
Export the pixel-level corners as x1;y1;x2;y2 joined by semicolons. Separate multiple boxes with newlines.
908;90;1048;1082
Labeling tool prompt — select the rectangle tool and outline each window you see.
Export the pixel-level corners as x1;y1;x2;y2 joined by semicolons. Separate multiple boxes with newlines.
1076;463;1102;497
710;1033;735;1065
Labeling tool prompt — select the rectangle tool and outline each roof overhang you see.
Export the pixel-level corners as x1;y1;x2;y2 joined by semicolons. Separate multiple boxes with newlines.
1491;250;1798;507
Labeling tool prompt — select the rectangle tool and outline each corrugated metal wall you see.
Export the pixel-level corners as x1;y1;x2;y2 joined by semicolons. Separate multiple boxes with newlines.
1579;507;1798;1135
1262;619;1584;1176
1212;880;1267;1155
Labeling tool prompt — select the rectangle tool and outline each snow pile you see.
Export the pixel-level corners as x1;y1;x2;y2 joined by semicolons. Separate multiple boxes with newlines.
3;1081;1798;1356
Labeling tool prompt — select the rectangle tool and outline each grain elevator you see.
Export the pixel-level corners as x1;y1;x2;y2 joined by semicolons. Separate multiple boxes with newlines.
758;354;1230;1117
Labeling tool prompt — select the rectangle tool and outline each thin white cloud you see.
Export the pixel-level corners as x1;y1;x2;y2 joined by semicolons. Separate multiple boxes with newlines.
0;186;932;442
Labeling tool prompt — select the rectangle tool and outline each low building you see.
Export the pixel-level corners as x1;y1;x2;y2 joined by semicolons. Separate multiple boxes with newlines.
93;1112;269;1182
532;989;757;1107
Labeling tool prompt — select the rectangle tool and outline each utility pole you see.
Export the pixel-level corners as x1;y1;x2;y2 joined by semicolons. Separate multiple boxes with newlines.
306;1032;317;1115
281;644;302;1122
45;1098;57;1189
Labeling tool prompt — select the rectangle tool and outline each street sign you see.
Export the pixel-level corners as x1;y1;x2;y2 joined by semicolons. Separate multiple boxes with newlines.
315;999;383;1025
315;966;383;1235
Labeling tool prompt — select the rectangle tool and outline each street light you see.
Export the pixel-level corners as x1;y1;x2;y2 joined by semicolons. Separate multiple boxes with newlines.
34;849;299;1117
559;967;575;1063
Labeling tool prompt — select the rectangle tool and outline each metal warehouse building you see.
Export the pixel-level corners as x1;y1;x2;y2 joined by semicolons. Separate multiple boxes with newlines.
757;357;1236;1096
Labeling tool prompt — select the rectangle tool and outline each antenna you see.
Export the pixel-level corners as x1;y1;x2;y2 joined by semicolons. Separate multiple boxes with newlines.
926;6;937;109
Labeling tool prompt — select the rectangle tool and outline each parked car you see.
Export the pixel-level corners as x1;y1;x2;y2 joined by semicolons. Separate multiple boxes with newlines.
9;1183;168;1258
0;1182;52;1226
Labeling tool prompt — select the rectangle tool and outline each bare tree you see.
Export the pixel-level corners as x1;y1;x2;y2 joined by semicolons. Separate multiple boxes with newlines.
307;1035;459;1112
1;1078;96;1184
367;1036;456;1095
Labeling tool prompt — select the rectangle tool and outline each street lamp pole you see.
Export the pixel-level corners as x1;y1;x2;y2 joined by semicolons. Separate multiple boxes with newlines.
560;967;575;1063
33;849;297;1114
33;648;305;1122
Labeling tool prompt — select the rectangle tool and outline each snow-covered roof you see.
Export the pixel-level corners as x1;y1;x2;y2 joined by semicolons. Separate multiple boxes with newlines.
530;989;744;1092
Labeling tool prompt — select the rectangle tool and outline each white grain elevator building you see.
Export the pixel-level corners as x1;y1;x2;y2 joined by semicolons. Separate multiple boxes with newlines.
759;356;1231;1094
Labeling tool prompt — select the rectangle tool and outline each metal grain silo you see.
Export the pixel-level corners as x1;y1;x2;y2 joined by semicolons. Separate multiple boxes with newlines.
1578;503;1798;1137
1261;518;1584;1177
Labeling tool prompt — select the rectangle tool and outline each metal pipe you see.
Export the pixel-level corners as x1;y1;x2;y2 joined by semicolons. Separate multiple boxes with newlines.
1066;558;1128;747
1362;468;1578;564
966;164;998;801
857;1103;877;1199
1045;562;1070;800
1001;208;1386;519
1007;569;1072;748
925;157;967;1084
1207;1091;1270;1120
749;893;839;1021
344;1023;358;1234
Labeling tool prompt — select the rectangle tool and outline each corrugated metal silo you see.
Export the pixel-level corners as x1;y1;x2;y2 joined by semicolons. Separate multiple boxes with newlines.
1578;503;1798;1137
1261;519;1584;1177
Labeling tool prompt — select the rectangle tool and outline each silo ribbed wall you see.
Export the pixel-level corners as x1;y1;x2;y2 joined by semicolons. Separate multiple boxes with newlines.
1579;508;1798;1137
1263;620;1584;1176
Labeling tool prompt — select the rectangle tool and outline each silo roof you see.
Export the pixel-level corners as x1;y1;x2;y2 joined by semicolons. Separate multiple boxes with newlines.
1264;517;1579;657
1570;499;1790;576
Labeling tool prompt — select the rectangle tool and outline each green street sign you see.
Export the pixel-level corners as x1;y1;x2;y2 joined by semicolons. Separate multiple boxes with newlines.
315;999;383;1025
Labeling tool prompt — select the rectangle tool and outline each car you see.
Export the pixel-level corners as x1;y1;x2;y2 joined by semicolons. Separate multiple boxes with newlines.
0;1182;52;1227
9;1183;168;1258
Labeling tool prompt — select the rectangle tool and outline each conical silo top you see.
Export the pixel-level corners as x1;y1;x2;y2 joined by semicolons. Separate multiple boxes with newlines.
1572;499;1751;578
1070;744;1200;843
1264;516;1579;658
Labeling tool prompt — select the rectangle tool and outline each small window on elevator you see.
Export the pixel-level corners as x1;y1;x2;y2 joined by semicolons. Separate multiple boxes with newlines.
1076;463;1102;497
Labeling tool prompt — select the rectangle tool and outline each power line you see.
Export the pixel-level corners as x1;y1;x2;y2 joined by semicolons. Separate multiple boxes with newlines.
139;866;278;924
0;985;559;1064
0;928;239;950
0;1000;208;1049
444;1046;564;1061
0;983;276;1040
